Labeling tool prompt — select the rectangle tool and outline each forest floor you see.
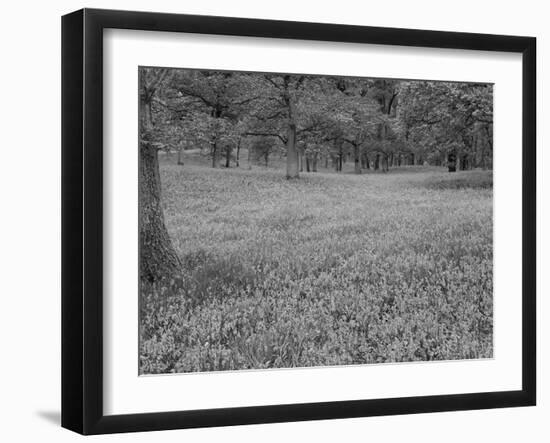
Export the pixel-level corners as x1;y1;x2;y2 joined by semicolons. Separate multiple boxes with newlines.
139;153;493;374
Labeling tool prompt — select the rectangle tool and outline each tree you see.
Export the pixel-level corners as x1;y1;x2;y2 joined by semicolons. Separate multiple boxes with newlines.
243;75;303;178
249;136;280;166
143;68;493;182
139;67;182;282
246;74;333;179
397;81;493;172
171;71;255;168
341;96;381;174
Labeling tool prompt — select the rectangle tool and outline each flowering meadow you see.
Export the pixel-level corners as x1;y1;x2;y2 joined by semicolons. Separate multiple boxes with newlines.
139;157;493;374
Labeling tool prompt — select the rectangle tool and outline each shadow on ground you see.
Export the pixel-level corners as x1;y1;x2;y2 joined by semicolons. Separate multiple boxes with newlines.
36;410;60;426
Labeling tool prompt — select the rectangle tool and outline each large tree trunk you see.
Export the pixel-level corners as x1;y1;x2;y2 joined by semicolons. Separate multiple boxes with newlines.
177;147;184;166
312;152;318;172
283;76;300;179
286;123;299;179
140;142;182;282
139;90;181;282
235;139;241;167
374;154;380;170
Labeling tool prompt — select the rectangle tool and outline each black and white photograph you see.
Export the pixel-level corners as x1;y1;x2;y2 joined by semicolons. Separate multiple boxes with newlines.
139;67;494;375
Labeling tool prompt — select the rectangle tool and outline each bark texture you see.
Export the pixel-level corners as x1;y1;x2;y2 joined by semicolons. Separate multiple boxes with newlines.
140;141;182;282
286;123;299;178
283;76;300;179
139;68;181;282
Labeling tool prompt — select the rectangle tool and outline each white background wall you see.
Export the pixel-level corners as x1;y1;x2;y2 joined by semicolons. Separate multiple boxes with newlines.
0;0;546;441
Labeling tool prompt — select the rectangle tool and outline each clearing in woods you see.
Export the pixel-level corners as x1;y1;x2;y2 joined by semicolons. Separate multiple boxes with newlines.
139;152;493;374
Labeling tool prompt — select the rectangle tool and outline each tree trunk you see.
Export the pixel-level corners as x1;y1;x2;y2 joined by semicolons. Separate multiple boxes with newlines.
140;142;182;282
236;139;241;167
447;151;457;172
382;155;388;172
374;154;380;170
139;88;181;282
325;154;329;169
354;145;361;174
211;141;219;168
286;123;299;179
480;133;487;170
225;145;232;168
460;154;469;171
306;156;311;172
138;70;181;282
177;147;184;166
483;125;492;170
312;152;318;172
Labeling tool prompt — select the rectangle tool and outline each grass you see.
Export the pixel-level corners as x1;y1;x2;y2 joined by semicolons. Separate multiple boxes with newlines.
420;170;493;190
139;154;493;374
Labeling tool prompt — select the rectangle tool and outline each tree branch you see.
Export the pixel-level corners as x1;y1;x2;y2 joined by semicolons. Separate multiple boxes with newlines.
245;131;286;144
263;75;282;90
178;87;216;109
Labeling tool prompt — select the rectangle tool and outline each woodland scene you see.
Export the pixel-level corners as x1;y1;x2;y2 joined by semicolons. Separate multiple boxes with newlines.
138;67;493;374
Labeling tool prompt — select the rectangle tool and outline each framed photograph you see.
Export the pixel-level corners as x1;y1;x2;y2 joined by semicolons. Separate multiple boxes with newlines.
61;8;536;435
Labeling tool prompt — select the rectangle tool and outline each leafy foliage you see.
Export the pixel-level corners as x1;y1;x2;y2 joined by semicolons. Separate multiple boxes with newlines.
143;67;493;174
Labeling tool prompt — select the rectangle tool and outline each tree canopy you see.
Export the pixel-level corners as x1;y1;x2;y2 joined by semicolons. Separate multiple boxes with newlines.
144;67;493;177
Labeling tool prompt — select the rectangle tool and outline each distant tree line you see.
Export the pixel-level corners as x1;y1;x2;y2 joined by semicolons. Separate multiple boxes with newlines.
145;68;493;178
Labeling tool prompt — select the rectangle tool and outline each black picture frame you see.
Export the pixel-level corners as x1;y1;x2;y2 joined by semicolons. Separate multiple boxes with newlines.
61;8;536;435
